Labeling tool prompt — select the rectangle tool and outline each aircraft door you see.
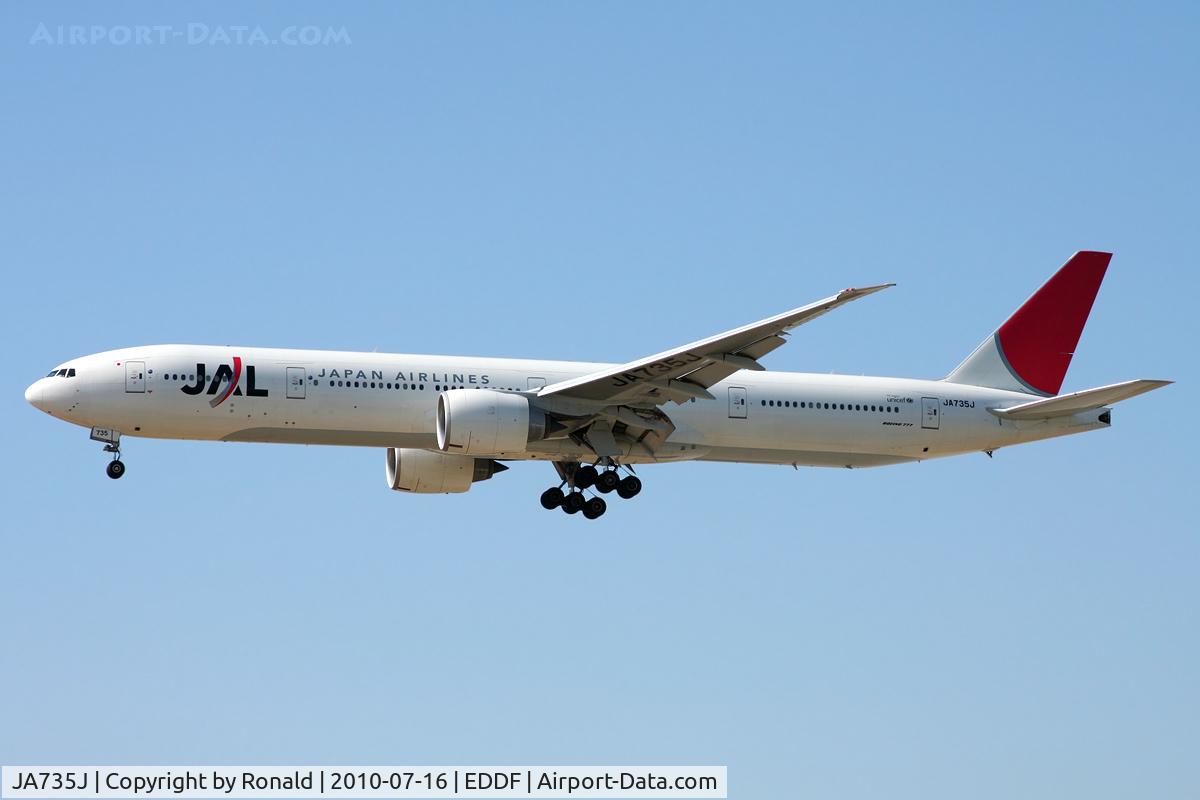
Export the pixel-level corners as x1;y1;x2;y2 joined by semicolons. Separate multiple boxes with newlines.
921;396;940;429
728;386;748;418
125;361;145;393
286;367;307;399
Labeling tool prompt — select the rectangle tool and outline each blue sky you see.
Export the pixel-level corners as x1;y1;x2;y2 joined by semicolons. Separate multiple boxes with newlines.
2;2;1196;797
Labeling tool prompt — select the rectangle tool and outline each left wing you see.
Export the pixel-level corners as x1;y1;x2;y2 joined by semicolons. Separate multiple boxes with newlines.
538;284;893;407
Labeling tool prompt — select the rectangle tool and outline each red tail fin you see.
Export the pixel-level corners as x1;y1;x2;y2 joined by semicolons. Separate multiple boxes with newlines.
946;251;1110;396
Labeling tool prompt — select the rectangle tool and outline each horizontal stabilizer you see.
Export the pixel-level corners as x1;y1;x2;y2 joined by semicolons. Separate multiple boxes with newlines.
989;379;1172;420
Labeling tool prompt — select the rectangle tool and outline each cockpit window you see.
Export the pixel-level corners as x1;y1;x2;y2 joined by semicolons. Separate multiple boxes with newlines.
46;369;59;377
67;368;76;377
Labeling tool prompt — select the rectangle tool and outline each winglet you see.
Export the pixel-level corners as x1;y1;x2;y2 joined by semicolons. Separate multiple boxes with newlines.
839;283;895;300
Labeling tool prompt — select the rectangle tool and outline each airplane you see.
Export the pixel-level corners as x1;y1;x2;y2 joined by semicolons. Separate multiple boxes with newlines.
25;251;1170;519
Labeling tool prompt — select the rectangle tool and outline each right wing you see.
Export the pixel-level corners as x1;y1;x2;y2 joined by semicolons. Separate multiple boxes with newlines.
537;284;893;407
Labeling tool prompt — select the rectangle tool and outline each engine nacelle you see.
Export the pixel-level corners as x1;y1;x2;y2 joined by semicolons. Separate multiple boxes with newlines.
436;388;549;455
385;447;505;494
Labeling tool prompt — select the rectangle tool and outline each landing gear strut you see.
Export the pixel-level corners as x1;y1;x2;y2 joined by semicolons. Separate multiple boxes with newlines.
539;461;641;520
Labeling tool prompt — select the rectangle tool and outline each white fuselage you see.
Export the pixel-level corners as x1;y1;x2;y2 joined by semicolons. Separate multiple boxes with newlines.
26;344;1111;468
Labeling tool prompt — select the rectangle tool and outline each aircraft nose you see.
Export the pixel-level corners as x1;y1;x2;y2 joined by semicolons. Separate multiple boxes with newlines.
25;380;44;410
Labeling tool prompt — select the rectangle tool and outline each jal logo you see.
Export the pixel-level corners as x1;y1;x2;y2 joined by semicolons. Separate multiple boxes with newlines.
180;356;268;407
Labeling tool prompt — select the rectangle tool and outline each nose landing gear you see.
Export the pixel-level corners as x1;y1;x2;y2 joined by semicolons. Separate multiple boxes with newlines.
103;441;126;479
90;427;126;480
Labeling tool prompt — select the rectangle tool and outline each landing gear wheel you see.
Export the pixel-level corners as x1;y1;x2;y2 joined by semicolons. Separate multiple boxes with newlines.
575;465;599;490
106;460;126;480
582;496;607;520
616;475;642;499
596;470;620;493
540;487;565;510
562;492;586;514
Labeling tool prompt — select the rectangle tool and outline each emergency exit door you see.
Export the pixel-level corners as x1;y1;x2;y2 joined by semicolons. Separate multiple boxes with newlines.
921;396;940;429
124;361;145;393
286;367;306;399
728;386;748;418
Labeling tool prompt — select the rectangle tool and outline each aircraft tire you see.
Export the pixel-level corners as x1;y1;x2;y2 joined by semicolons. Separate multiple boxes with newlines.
540;487;565;509
616;475;642;499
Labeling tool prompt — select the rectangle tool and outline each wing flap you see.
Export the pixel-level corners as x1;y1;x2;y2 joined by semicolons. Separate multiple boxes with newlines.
738;335;789;360
989;379;1172;419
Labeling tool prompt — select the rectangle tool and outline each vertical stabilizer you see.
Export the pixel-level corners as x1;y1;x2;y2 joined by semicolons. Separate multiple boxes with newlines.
945;251;1110;396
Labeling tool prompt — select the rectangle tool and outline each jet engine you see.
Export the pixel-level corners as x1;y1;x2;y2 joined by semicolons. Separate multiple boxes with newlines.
385;447;506;494
436;388;552;455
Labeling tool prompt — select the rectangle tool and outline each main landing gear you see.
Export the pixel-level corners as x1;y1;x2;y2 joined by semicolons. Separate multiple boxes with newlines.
539;461;642;520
